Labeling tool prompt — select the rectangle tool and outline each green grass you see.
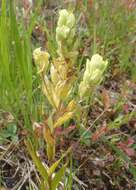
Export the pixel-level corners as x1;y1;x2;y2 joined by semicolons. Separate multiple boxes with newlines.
0;1;49;129
0;1;33;127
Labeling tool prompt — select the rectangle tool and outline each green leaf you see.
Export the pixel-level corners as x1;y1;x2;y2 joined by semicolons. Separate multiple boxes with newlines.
79;126;91;146
7;124;17;134
25;140;49;186
39;179;46;190
49;148;71;176
49;158;62;177
129;166;136;179
0;124;18;143
51;165;66;190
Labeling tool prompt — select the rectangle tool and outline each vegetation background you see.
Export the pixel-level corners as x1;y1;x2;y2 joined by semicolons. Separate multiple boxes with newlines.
0;0;136;189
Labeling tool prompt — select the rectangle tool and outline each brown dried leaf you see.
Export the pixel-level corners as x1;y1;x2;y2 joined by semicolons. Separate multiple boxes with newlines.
92;123;108;142
101;89;111;110
33;122;43;138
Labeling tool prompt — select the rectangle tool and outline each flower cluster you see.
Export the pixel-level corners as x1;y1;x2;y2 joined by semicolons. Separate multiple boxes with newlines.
56;9;78;62
79;54;108;98
33;47;50;74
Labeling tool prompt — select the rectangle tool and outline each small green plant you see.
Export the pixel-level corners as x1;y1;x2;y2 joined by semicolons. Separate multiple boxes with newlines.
0;123;18;143
26;140;70;190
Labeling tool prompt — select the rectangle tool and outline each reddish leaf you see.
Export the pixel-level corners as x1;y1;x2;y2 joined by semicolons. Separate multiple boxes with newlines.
88;0;93;8
123;0;136;10
101;89;111;110
127;138;135;146
123;104;130;113
117;140;135;157
55;127;63;136
126;80;136;89
92;124;108;142
63;125;76;135
23;0;32;10
125;148;135;157
55;125;76;136
118;142;126;149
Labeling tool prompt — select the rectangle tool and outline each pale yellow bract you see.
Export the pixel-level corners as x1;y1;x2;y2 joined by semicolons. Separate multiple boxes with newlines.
33;47;50;74
56;9;77;60
79;54;108;98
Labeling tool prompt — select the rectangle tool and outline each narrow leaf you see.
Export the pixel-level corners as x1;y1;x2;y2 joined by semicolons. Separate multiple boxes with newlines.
51;165;66;190
25;140;49;186
48;148;70;176
54;112;73;128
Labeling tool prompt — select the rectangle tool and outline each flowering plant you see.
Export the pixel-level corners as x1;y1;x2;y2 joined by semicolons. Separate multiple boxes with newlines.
30;9;108;189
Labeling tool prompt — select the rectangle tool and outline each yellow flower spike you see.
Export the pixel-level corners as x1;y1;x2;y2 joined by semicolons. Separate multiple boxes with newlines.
89;54;108;71
58;9;75;28
57;9;69;26
56;9;77;60
79;54;108;98
33;47;50;74
56;26;70;40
